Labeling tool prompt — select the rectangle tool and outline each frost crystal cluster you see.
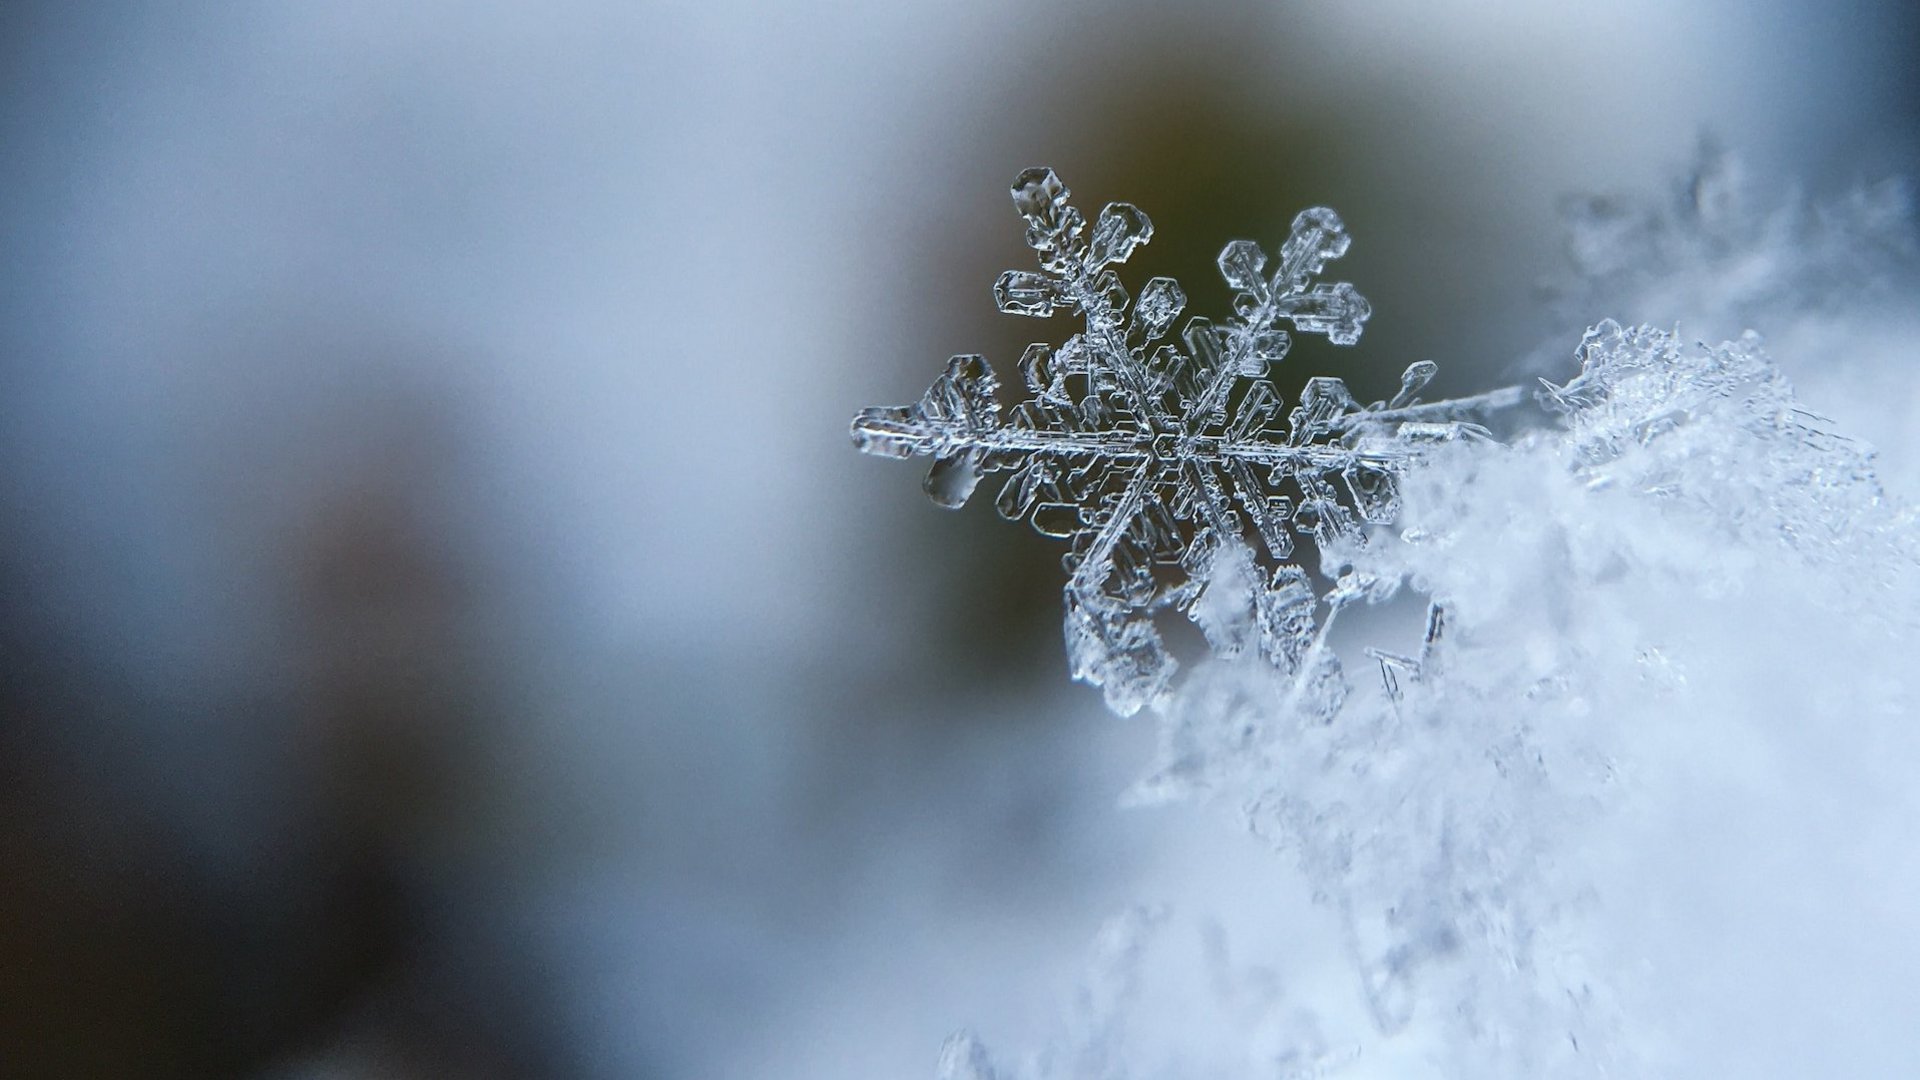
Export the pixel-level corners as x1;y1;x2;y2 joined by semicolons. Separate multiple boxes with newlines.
1135;317;1920;1077
852;168;1516;714
854;162;1920;1079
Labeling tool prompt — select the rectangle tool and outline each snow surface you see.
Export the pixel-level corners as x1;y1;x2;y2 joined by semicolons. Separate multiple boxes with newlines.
911;158;1920;1078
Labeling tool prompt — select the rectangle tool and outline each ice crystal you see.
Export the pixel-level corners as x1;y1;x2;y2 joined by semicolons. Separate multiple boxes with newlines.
1537;320;1912;597
1126;319;1920;1078
868;157;1920;1080
852;168;1520;714
1542;141;1920;496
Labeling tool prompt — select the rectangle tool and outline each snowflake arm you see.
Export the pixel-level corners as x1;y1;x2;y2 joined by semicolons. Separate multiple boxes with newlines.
853;168;1520;715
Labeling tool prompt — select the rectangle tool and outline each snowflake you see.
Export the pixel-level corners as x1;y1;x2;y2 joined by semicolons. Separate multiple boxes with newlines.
852;168;1520;715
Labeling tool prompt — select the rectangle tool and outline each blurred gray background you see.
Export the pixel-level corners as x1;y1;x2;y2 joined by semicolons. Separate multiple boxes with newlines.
2;2;1915;1077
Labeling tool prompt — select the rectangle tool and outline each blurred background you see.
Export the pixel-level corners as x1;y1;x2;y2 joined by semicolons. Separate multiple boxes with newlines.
2;2;1915;1077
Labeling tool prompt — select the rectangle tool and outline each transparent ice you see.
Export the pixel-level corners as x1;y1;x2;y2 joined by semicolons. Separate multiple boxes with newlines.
853;164;1920;1078
919;321;1920;1080
852;168;1520;715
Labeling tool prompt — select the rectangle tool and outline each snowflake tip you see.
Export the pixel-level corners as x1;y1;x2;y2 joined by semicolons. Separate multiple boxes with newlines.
1011;167;1083;257
1087;201;1154;267
1217;238;1268;292
1011;166;1067;218
1281;206;1353;283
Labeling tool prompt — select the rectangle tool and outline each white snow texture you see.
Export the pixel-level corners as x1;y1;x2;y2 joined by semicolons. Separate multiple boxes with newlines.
914;154;1920;1078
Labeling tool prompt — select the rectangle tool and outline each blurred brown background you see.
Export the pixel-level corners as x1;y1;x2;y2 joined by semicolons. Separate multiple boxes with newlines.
2;2;1915;1077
